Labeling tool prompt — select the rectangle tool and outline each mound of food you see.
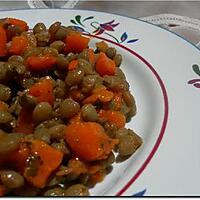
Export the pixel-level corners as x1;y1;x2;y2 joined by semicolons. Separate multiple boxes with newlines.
0;18;142;196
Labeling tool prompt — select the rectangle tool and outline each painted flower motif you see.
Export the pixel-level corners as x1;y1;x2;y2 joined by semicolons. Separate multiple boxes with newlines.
188;64;200;89
92;20;119;35
133;188;147;196
70;15;139;44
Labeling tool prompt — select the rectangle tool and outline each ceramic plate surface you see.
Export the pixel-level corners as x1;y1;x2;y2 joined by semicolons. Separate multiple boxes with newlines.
0;9;199;196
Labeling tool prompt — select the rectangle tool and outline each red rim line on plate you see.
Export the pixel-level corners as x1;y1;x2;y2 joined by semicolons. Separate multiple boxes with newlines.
85;34;169;196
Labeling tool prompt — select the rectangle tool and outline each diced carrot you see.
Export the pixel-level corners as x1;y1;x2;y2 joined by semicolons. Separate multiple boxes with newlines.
69;112;82;124
103;92;122;111
26;55;57;71
95;52;116;76
15;107;34;134
87;164;103;174
6;18;28;32
9;35;28;55
65;33;90;53
82;94;99;105
21;32;37;48
95;41;108;53
0;101;8;112
68;59;78;70
89;170;106;185
92;85;107;94
0;19;5;27
82;87;114;104
13;145;30;172
88;48;96;65
24;140;63;188
65;122;118;161
0;185;6;196
97;90;114;103
69;89;82;102
113;92;122;111
0;26;7;56
98;110;126;129
6;142;30;173
29;78;55;105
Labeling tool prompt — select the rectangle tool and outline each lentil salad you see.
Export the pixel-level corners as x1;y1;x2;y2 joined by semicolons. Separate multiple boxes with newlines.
0;18;142;196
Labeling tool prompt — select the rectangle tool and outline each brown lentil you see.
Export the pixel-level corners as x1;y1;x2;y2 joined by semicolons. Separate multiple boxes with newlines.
78;59;93;75
1;170;24;189
50;40;65;53
0;133;24;154
114;54;122;67
81;104;98;122
33;23;46;34
106;47;116;59
34;127;50;144
44;187;66;197
56;55;69;70
59;99;80;119
0;84;11;101
0;111;13;123
55;26;68;40
116;128;142;156
48;124;66;140
65;67;84;86
32;102;52;124
64;184;89;196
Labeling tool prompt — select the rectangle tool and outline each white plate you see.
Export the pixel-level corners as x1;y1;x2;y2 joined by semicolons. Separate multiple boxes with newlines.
0;9;199;196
